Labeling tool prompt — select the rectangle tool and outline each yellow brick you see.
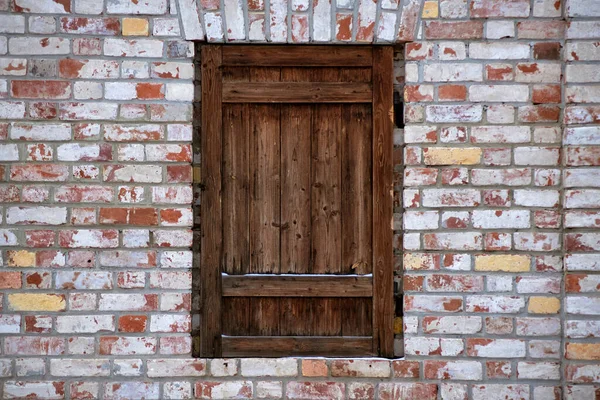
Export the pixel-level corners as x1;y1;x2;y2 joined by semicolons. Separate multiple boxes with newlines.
8;293;66;311
193;166;202;183
566;343;600;360
393;317;403;334
123;18;149;36
403;253;436;271
423;147;482;165
7;250;36;267
422;1;439;18
528;297;560;314
475;254;530;272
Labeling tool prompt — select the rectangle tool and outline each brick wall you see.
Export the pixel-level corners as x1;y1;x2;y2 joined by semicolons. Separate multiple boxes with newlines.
0;0;599;398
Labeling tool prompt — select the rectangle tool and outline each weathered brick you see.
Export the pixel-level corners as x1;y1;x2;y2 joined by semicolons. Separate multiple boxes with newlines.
196;381;253;399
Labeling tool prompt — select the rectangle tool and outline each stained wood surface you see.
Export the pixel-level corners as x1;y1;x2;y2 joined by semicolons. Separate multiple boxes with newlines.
222;82;372;103
200;45;394;358
222;46;373;66
222;67;250;275
222;275;373;297
372;46;395;357
249;68;281;273
280;68;312;273
200;45;223;357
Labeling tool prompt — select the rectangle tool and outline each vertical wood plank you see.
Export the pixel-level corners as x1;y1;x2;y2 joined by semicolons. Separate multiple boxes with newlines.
311;69;342;274
341;104;372;275
249;68;281;274
200;45;223;357
342;298;373;336
281;68;312;273
372;46;394;357
222;103;249;274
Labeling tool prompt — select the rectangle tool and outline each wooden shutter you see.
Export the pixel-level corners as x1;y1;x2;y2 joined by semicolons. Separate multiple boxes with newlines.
200;45;394;357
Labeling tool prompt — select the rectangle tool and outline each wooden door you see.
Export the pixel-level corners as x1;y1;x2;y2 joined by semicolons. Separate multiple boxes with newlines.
200;45;393;357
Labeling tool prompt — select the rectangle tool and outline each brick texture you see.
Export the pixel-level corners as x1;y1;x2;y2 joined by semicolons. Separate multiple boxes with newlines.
0;0;599;398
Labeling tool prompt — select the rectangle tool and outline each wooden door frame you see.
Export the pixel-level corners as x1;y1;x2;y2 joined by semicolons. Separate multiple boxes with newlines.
198;44;394;358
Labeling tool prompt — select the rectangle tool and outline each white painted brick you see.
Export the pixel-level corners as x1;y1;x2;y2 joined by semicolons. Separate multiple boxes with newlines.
74;81;102;100
153;18;181;36
567;64;600;83
472;210;530;229
147;359;205;377
486;21;514;39
516;63;562;83
470;43;530;59
241;358;297;377
177;0;204;40
106;0;167;14
404;211;439;230
29;16;56;34
14;0;70;13
9;37;69;55
423;63;482;82
533;0;561;17
50;359;110;377
104;39;164;58
224;0;246;41
204;12;224;42
56;315;114;333
469;85;529;102
165;83;194;101
313;0;331;42
75;0;104;14
0;15;25;34
438;42;466;60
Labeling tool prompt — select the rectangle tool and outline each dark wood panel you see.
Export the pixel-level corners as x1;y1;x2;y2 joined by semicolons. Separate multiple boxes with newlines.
341;104;373;274
222;275;373;297
222;297;250;336
342;298;373;336
372;46;394;358
280;68;312;273
222;104;250;274
249;297;280;336
222;336;375;357
222;46;373;66
223;82;372;103
200;45;223;357
249;68;281;273
311;68;342;274
279;298;314;336
314;298;342;335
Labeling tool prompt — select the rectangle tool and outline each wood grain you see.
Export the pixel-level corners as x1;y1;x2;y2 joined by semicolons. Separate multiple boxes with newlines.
222;46;373;67
372;46;394;357
222;82;372;103
280;68;312;273
222;275;373;297
222;336;375;357
200;45;223;357
311;69;342;274
222;103;250;274
249;68;281;273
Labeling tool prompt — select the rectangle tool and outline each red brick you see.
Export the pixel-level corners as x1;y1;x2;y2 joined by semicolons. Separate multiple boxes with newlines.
439;85;467;101
534;42;561;60
0;271;21;289
533;84;561;104
60;17;120;35
424;21;483;40
11;80;71;99
118;315;148;333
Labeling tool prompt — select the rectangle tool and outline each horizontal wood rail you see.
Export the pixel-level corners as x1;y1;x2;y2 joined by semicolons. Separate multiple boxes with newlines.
222;336;375;357
222;46;373;66
222;82;373;103
222;275;373;297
